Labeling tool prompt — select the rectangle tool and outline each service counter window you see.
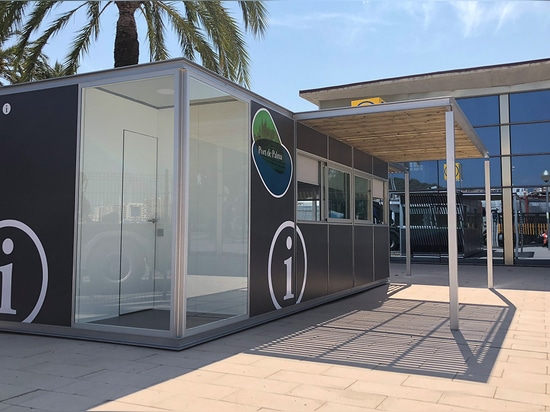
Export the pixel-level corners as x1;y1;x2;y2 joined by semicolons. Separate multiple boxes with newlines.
354;175;372;221
297;154;321;221
372;179;387;224
327;166;351;220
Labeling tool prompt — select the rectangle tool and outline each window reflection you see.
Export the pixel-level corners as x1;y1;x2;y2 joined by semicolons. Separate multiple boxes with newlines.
354;176;371;221
475;126;500;155
438;158;501;188
327;167;350;219
510;89;550;123
457;95;500;126
511;155;550;187
511;123;550;155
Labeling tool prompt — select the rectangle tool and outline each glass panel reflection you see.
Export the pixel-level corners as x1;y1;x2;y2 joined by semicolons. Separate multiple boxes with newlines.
511;123;550;155
186;77;249;330
354;176;371;221
327;167;350;219
457;95;500;126
510;89;550;123
511;155;550;187
76;76;174;331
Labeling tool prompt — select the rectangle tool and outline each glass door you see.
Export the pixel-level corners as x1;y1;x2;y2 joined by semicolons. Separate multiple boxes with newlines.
119;130;158;315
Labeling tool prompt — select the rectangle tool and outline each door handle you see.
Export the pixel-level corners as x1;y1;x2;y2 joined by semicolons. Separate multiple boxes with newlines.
147;218;158;223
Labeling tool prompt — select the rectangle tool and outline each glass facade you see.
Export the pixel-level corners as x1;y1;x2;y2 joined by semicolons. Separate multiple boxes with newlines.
186;77;249;330
76;75;175;330
75;73;251;336
390;89;550;263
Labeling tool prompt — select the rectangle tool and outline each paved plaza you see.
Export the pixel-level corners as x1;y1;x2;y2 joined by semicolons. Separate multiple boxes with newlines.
1;262;550;411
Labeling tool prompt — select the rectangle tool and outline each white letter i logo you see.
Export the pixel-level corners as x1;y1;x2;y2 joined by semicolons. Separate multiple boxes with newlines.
0;238;16;314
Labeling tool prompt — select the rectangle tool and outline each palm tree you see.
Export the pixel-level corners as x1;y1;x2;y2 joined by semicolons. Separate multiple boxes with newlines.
0;43;77;85
0;1;267;87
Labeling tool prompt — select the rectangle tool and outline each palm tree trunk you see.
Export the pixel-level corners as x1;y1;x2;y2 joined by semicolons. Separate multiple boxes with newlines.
114;1;142;67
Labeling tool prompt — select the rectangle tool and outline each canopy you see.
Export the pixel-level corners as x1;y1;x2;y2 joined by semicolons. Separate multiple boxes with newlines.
294;96;493;331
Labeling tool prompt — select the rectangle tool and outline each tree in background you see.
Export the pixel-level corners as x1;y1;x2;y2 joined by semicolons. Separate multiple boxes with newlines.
0;43;77;85
0;1;267;87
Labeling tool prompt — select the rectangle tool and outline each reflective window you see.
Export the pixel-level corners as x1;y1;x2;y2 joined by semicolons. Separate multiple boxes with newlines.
408;161;439;190
438;158;501;188
510;89;550;123
511;155;550;187
76;75;175;331
354;175;372;221
475;126;500;155
187;77;249;330
297;154;321;221
457;95;499;126
327;167;350;219
372;179;386;224
511;123;550;155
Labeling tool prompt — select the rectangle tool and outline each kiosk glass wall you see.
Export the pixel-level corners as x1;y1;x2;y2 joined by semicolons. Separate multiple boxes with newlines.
186;77;249;330
75;75;175;331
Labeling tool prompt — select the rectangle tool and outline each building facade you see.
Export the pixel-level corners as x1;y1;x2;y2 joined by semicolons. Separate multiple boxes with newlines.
300;58;550;266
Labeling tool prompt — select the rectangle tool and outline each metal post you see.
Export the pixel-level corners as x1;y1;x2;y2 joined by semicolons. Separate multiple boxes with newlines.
446;111;459;331
484;159;493;288
542;170;549;250
405;170;411;276
547;185;549;249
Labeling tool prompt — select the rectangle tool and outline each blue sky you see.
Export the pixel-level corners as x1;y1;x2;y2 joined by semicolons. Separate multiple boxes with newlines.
37;1;550;112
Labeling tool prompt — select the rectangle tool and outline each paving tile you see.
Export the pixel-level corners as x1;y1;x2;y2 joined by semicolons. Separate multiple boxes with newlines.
267;370;356;389
148;380;240;400
487;376;547;394
314;401;379;411
439;392;546;411
495;387;550;407
321;365;378;381
19;360;103;379
201;361;280;378
249;357;333;374
5;390;102;412
222;388;324;411
157;392;261;411
211;373;300;393
0;384;34;402
403;375;496;397
288;383;385;409
55;379;137;400
348;379;443;403
81;370;164;390
90;400;170;411
0;368;75;391
377;396;483;412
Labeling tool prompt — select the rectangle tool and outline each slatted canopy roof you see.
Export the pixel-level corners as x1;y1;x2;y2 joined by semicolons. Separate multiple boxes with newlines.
294;96;488;162
295;96;493;332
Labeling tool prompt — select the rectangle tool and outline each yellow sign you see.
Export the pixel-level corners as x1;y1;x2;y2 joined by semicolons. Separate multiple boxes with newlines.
444;163;461;181
351;97;385;107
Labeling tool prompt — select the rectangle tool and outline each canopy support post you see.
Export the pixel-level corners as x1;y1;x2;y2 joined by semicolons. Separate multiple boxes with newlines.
446;110;459;331
405;169;411;276
485;159;494;288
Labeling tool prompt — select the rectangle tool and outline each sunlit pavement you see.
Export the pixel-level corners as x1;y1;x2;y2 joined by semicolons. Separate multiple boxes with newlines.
1;263;550;411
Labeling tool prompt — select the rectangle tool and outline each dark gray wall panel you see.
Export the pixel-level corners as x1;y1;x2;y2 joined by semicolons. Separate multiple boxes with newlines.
250;102;296;316
0;85;78;326
329;137;352;167
372;156;388;178
328;225;353;293
299;223;328;301
296;123;327;158
354;225;374;286
374;226;390;281
354;149;373;174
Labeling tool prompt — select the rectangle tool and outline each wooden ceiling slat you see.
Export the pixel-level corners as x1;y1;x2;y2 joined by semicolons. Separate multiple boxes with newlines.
298;106;483;163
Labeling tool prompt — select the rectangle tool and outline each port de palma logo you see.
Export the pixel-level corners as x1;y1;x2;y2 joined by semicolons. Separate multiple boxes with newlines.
251;108;307;309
